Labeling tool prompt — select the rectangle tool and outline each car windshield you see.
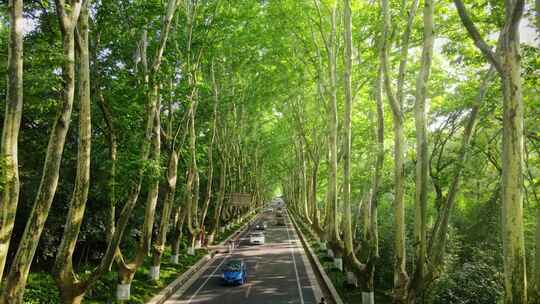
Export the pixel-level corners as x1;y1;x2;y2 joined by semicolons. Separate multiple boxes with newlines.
224;260;242;272
251;233;263;237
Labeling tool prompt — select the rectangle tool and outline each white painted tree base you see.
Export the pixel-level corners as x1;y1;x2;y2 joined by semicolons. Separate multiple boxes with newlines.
187;246;195;255
149;266;160;281
346;271;358;287
220;227;225;233
319;242;327;250
170;254;179;264
327;249;334;258
116;283;131;300
195;239;202;248
362;292;375;304
333;257;343;271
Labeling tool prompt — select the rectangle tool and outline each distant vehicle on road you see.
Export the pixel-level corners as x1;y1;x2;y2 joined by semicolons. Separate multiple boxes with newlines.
249;232;265;245
255;222;267;230
222;259;248;285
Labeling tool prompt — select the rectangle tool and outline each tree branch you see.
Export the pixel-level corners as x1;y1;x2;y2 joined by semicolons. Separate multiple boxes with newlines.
453;0;503;73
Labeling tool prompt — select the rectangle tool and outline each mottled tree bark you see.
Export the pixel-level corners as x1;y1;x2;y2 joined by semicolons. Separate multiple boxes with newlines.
0;1;82;302
317;1;341;251
114;0;177;293
408;0;434;300
341;0;365;278
199;64;219;238
454;0;527;302
116;94;161;286
207;157;227;245
380;0;418;301
0;0;24;280
52;2;92;302
151;150;178;277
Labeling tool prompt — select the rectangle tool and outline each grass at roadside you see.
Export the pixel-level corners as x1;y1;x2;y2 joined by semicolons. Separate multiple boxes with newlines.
17;249;207;304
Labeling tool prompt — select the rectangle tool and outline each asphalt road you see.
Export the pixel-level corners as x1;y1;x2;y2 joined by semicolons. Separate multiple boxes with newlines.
164;208;323;304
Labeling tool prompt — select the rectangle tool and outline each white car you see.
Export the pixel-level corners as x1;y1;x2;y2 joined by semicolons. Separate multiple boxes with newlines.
249;232;265;245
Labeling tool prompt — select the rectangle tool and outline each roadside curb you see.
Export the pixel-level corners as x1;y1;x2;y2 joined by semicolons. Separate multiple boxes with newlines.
146;210;260;304
288;211;345;304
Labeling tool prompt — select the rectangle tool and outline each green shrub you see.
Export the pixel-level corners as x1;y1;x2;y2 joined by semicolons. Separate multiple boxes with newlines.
428;254;503;304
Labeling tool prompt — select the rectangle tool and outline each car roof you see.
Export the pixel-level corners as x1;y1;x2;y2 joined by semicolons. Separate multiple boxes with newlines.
226;259;243;266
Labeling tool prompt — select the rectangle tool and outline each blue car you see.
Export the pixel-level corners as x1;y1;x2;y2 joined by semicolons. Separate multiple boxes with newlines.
222;259;247;285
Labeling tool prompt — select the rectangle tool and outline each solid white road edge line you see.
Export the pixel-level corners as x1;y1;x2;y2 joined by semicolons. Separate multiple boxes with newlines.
294;225;323;301
285;216;305;304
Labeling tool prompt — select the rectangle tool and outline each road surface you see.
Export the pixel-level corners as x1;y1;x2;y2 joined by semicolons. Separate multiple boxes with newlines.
164;208;323;304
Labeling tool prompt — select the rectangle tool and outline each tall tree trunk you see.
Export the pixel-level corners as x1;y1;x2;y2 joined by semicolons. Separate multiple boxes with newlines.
0;1;82;302
326;3;341;252
113;0;177;293
199;64;219;238
341;0;363;275
0;0;24;280
360;59;385;303
186;100;201;253
380;0;418;301
499;16;527;304
208;156;227;245
151;150;178;279
52;2;92;302
409;0;434;300
116;94;161;286
453;0;527;301
171;205;186;260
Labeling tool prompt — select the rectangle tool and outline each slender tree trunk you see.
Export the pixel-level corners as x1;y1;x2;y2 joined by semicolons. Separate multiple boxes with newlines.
0;0;24;280
208;157;227;245
310;159;322;235
500;14;527;304
113;0;177;293
380;0;418;301
185;99;201;253
199;66;219;238
171;206;186;260
0;1;82;302
52;2;92;302
327;4;341;253
408;0;434;301
453;0;526;301
151;150;179;278
342;0;362;271
117;93;161;286
360;59;385;302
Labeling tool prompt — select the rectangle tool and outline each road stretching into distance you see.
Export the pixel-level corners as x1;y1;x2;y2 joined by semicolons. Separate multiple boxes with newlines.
164;204;324;304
